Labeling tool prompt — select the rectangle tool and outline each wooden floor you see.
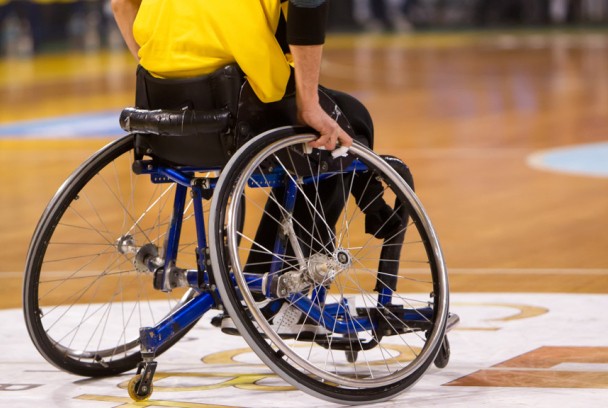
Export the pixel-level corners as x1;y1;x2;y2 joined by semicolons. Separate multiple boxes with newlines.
1;30;607;309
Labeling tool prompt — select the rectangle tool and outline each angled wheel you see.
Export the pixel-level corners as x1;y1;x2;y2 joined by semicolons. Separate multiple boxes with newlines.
210;127;449;404
23;135;201;377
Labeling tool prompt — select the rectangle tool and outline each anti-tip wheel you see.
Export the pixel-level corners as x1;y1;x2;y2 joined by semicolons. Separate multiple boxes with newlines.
433;336;451;369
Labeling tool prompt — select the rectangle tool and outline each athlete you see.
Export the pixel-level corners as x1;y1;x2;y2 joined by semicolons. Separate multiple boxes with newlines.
111;1;409;331
111;0;353;151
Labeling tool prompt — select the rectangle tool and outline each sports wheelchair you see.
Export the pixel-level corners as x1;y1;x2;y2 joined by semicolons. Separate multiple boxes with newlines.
23;65;457;404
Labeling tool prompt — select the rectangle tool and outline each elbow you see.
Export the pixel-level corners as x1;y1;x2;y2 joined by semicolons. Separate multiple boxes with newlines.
111;0;138;15
110;0;122;14
110;0;124;16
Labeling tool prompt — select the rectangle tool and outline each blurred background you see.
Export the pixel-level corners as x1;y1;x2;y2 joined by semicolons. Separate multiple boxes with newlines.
2;0;608;57
1;0;607;307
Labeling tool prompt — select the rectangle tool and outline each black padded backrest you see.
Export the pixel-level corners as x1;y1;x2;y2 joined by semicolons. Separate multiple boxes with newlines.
135;64;243;115
133;65;244;167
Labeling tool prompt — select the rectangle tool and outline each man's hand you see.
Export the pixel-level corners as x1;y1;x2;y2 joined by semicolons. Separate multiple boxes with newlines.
298;102;352;150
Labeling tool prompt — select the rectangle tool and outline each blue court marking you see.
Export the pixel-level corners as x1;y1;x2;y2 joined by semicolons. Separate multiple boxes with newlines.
0;111;124;139
527;142;608;178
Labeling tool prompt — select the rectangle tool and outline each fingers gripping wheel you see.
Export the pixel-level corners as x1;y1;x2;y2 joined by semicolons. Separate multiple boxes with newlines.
209;127;450;404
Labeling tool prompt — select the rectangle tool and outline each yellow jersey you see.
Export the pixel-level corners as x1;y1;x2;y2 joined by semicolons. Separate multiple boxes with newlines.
133;0;291;103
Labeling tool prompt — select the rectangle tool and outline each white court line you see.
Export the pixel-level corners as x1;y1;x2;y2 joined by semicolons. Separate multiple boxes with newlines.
445;268;608;275
3;268;608;279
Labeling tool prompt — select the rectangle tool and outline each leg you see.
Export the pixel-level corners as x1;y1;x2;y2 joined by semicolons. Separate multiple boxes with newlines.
323;87;415;238
245;86;414;273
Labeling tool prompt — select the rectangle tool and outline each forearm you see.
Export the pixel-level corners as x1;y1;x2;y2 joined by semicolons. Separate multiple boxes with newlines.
289;44;323;112
286;0;351;149
289;43;352;149
111;0;142;60
286;0;329;102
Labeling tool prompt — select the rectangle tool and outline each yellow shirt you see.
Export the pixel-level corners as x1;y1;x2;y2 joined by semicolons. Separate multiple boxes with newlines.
133;0;291;103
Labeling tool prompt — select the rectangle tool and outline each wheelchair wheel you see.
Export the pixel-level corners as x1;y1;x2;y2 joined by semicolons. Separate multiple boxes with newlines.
23;135;200;377
209;127;449;404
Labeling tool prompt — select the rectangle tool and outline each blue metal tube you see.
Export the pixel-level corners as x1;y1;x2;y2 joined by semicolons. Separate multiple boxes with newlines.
164;185;187;263
378;287;393;305
311;285;327;306
158;167;193;187
191;187;212;245
139;292;216;354
191;184;209;285
290;295;375;334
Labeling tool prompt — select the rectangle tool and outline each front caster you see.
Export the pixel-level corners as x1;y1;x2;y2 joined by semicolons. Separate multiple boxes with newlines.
128;360;157;401
128;374;153;401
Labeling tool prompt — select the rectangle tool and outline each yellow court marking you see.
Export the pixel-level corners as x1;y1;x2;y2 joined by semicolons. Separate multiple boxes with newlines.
77;394;233;408
117;372;294;393
454;302;549;322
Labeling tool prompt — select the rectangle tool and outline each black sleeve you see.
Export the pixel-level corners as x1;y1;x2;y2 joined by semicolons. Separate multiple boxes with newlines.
286;0;329;45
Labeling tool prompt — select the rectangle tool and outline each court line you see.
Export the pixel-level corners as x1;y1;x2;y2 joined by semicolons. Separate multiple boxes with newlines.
0;111;123;139
3;268;607;279
446;268;608;275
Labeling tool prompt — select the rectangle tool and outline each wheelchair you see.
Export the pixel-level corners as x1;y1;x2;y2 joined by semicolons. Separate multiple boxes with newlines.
22;65;458;404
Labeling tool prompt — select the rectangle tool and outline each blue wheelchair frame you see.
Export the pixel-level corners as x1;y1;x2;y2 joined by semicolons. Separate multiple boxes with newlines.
133;157;434;358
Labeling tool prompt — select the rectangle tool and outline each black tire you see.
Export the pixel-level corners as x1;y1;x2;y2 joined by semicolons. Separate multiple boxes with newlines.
23;135;200;377
434;336;451;369
209;127;449;404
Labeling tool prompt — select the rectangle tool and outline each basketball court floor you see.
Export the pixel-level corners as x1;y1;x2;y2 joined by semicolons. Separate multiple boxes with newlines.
1;30;607;407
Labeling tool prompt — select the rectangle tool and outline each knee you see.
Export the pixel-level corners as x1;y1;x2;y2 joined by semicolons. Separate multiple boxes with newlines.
329;90;375;147
384;155;414;191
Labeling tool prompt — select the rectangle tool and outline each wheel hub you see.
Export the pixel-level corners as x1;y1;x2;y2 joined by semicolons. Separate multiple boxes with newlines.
307;248;351;285
115;234;162;273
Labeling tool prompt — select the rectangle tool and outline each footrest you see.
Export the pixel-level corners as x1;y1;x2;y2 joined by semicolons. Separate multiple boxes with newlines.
314;336;379;352
357;305;435;335
446;313;460;332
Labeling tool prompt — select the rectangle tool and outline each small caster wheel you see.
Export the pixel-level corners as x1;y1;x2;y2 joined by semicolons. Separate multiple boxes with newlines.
434;336;450;369
128;374;153;401
346;349;358;363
